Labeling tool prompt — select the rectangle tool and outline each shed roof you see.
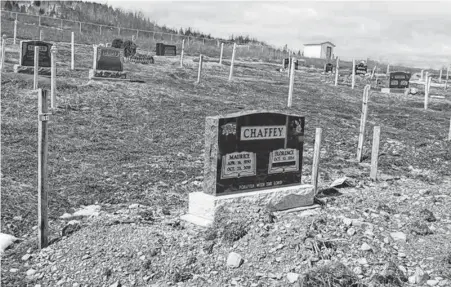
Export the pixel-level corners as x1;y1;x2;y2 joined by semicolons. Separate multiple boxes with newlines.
303;41;336;47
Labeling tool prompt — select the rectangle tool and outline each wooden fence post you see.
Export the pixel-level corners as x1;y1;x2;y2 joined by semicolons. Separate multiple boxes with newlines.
38;16;41;26
439;69;442;83
312;128;323;195
334;57;339;86
287;57;295;107
71;32;74;70
357;85;371;162
370;126;381;180
228;43;236;81
14;20;17;45
448;117;451;141
1;35;5;72
79;22;82;34
219;43;224;64
136;29;139;40
60;19;63;30
37;89;49;249
92;45;97;70
34;46;39;89
424;76;429;110
421;70;424;82
386;64;390;75
180;39;185;68
446;66;449;90
99;25;102;35
118;27;120;36
352;59;355;89
196;54;203;83
371;66;376;80
51;46;57;109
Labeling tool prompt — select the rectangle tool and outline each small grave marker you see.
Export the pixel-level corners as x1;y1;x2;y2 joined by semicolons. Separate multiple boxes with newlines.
355;62;368;75
89;45;127;80
182;110;313;226
156;43;176;56
389;72;411;89
325;63;333;73
14;40;52;75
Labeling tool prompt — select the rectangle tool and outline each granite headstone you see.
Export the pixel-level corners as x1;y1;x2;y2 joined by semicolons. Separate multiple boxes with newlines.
204;110;305;196
389;72;411;89
355;62;368;75
325;63;333;73
20;40;52;67
95;47;123;71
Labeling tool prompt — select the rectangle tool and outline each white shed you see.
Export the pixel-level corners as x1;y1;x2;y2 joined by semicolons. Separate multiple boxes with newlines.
303;42;335;60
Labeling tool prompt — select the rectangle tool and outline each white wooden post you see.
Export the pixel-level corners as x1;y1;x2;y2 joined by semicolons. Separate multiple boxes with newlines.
421;70;424;82
448;117;451;141
287;57;295;107
14;20;17;45
99;25;102;35
0;35;6;72
180;39;185;68
219;43;224;64
282;58;285;69
386;64;390;75
228;43;236;81
352;59;355;89
370;126;381;180
196;54;203;83
79;22;82;34
39;29;43;41
334;57;339;86
71;32;75;70
136;29;139;40
371;66;376;80
92;45;97;70
51;46;57;109
446;66;449;90
357;85;370;162
132;35;135;42
439;69;443;83
37;88;49;249
34;46;39;89
424;75;429;110
312;128;322;195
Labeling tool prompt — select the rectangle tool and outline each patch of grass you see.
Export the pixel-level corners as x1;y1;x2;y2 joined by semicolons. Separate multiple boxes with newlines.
301;262;362;287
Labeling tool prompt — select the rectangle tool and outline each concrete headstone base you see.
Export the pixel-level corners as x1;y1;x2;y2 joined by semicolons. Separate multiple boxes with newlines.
88;69;127;80
13;65;51;76
181;184;314;227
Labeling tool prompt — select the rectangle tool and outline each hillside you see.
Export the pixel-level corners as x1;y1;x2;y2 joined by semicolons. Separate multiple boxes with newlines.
1;0;445;76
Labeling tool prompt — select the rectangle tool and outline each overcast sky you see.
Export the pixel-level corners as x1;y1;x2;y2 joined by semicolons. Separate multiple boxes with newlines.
98;1;451;69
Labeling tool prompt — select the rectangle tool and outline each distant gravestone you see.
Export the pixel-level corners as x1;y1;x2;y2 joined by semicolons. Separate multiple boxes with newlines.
182;110;314;227
156;43;177;56
325;63;333;73
89;45;127;80
284;58;299;70
355;62;368;75
14;40;53;75
389;72;411;89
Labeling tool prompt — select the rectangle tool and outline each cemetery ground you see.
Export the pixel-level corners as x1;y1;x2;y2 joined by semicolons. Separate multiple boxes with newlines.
1;42;451;287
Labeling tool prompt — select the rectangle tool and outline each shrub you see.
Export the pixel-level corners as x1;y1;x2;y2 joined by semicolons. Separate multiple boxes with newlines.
111;38;123;49
123;40;137;57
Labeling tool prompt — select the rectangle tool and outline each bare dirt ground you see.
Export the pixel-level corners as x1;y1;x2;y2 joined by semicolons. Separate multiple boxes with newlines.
1;41;450;286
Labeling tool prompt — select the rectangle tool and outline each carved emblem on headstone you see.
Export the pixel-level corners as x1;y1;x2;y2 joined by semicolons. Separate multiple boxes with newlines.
221;122;237;136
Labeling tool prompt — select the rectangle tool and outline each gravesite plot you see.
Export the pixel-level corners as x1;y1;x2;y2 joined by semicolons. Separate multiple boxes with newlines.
1;2;451;287
182;110;313;226
13;40;52;75
89;45;128;80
